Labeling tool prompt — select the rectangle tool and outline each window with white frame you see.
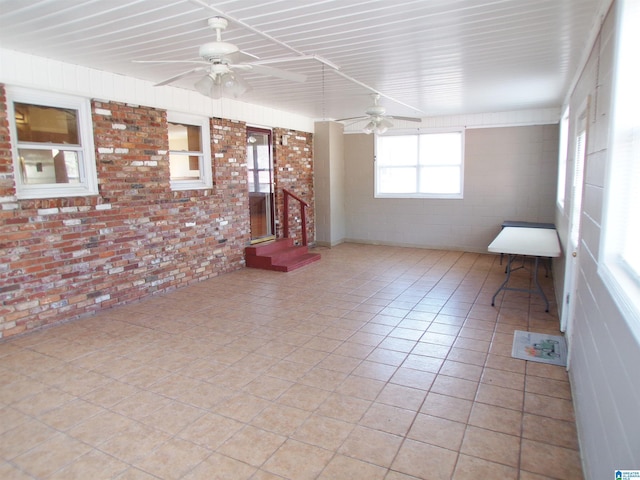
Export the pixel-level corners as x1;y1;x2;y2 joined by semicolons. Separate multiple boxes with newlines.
167;112;212;190
557;107;570;210
375;130;464;198
600;0;640;330
7;87;98;199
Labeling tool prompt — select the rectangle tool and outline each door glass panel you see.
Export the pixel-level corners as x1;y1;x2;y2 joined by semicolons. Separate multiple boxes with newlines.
247;130;275;242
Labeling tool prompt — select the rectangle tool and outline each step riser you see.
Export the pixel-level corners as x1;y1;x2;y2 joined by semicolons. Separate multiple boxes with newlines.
273;254;321;272
245;239;320;272
246;249;313;267
246;253;320;271
246;247;309;264
245;238;294;256
263;248;310;264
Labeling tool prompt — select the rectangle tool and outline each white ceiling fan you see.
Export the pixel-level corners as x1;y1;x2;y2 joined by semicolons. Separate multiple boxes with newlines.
337;94;422;134
134;17;307;99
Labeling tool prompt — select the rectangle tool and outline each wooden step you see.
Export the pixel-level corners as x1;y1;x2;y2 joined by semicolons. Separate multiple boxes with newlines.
245;239;321;272
245;238;294;256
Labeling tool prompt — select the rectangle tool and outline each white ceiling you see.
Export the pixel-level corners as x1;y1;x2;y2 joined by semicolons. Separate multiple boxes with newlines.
0;0;605;122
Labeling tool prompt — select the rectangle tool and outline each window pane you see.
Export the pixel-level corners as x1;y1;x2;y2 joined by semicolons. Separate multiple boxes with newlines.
169;122;203;181
377;136;418;166
169;154;201;180
8;88;98;198
620;129;640;277
15;103;79;144
419;133;461;165
376;131;463;198
168;123;201;151
557;108;570;208
256;145;270;169
18;148;80;184
570;131;586;246
419;166;460;194
378;167;416;193
599;0;640;328
258;170;271;185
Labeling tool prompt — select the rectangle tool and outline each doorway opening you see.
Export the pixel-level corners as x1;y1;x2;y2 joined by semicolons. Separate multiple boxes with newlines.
247;127;276;244
561;97;589;368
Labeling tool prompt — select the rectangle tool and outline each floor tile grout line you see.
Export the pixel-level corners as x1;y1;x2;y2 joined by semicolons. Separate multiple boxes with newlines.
0;245;574;480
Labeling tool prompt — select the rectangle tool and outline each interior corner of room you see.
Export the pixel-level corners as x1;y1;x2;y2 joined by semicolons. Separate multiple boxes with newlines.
0;1;638;478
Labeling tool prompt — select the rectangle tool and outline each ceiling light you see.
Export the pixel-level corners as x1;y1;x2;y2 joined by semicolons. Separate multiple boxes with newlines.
194;71;249;99
363;117;392;135
195;74;214;98
363;120;376;134
222;72;249;98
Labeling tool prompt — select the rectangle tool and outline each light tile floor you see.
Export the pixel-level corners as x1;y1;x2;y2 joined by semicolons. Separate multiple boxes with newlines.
0;243;583;479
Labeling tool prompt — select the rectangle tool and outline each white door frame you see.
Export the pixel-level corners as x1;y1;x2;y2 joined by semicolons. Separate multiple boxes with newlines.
560;96;590;368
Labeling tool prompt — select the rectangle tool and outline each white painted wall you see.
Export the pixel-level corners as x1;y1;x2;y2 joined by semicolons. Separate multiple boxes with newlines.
0;48;314;133
314;121;346;246
5;16;639;475
343;125;559;253
554;1;640;476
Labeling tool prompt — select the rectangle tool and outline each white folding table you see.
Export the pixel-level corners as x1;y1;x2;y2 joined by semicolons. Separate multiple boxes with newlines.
488;227;561;312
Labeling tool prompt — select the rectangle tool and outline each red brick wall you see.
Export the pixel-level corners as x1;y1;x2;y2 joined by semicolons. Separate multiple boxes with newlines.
0;86;274;338
273;128;315;245
0;87;13;198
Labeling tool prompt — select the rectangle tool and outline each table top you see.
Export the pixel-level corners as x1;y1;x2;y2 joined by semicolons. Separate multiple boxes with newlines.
488;227;561;257
501;220;555;229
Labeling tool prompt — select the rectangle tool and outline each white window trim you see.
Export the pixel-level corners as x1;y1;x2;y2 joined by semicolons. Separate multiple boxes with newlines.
556;106;570;211
167;112;212;191
7;86;98;199
374;129;465;199
599;0;640;336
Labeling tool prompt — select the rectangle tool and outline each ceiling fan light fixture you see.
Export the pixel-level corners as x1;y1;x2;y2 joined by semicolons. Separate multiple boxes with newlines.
363;117;392;135
221;72;249;98
375;124;388;135
194;71;249;99
363;120;377;134
195;74;217;98
379;118;393;129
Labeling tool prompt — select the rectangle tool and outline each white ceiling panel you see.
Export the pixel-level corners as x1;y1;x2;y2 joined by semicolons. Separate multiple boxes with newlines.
0;0;606;121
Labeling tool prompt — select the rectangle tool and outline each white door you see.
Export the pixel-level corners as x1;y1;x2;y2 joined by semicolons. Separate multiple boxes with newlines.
560;100;589;367
247;128;276;244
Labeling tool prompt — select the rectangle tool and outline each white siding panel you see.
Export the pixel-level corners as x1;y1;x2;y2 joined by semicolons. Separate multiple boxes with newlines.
555;2;640;477
0;48;314;132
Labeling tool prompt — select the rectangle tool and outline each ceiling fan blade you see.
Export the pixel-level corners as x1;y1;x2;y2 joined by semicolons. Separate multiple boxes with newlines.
344;119;369;128
335;116;367;122
388;115;422;122
133;60;210;65
248;55;313;66
155;67;207;86
241;64;306;83
227;50;259;63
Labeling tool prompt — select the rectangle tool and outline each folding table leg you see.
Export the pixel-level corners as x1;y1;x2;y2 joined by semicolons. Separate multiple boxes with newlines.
532;256;550;312
492;254;514;307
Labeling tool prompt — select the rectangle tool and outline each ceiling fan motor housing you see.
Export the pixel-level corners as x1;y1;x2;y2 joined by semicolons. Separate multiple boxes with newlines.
199;17;239;61
365;104;386;116
199;42;239;61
